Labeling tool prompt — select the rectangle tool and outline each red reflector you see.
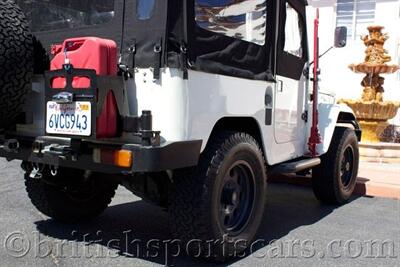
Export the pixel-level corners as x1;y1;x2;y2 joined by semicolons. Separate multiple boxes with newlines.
99;149;115;164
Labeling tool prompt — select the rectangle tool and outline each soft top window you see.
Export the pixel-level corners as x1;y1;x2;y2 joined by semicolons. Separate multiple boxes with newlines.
195;0;267;45
16;0;115;32
276;0;308;80
187;0;274;81
284;3;303;58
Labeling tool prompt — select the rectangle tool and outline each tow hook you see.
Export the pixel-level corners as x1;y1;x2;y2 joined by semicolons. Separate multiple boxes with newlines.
29;164;44;179
50;165;58;177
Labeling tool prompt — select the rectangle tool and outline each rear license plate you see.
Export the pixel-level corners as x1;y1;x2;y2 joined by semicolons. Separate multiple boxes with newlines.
46;101;91;136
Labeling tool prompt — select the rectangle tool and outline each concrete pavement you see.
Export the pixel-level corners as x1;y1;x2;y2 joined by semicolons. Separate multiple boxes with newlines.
0;159;399;267
271;161;400;200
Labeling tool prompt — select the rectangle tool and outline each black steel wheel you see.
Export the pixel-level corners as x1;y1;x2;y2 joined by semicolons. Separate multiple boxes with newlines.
340;146;355;188
312;127;359;204
169;132;267;260
218;160;256;235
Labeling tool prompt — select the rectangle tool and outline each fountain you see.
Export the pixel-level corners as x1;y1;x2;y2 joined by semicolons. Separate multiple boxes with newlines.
339;26;399;143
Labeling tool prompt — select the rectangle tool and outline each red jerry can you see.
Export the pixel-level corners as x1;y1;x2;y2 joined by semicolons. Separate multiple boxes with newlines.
50;37;119;138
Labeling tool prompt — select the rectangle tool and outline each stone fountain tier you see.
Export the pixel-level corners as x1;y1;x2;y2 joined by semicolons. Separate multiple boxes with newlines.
338;99;400;142
340;99;400;121
349;63;399;74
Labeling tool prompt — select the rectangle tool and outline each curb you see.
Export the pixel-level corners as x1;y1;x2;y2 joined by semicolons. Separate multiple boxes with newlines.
269;174;400;200
354;178;400;199
359;142;400;164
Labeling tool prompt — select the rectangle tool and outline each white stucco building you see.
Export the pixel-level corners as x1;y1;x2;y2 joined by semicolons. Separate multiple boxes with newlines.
307;0;400;124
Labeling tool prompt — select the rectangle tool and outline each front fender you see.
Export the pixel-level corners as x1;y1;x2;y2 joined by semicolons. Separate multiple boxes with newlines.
317;103;359;155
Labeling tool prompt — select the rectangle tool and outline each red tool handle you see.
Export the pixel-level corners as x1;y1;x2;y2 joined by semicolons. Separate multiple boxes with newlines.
308;8;322;157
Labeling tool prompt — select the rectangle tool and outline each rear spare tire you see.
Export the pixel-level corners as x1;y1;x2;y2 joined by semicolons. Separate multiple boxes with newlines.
0;0;33;130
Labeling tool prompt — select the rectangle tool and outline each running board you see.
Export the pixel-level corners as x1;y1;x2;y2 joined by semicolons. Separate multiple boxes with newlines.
271;158;321;174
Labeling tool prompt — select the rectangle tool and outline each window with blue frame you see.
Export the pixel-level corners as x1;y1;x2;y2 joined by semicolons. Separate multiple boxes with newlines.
195;0;267;45
136;0;156;20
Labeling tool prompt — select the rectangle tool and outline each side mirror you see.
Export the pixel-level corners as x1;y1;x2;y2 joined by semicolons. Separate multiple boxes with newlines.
334;26;347;48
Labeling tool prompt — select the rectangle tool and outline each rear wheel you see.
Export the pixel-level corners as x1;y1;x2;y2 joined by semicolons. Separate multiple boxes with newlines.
312;127;359;204
24;165;118;223
0;1;34;130
169;132;267;260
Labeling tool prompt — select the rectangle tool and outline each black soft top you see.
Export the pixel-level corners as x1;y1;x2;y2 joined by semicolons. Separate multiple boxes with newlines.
23;0;308;81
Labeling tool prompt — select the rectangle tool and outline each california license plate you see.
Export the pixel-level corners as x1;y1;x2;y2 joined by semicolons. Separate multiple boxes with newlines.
46;101;91;136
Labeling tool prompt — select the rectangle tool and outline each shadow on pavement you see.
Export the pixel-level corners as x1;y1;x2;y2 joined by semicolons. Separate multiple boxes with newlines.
35;183;360;266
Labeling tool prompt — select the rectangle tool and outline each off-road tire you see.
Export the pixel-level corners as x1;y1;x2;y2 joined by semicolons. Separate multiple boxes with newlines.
0;0;33;130
312;127;359;204
169;132;267;260
24;166;118;223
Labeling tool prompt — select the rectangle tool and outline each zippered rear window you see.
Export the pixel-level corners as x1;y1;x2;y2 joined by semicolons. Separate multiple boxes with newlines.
195;0;267;45
15;0;115;32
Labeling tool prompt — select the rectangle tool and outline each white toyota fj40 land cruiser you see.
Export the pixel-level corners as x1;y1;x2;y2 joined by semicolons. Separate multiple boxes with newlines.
0;0;360;260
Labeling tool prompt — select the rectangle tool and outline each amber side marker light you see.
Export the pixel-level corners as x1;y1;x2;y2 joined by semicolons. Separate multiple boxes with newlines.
114;150;133;168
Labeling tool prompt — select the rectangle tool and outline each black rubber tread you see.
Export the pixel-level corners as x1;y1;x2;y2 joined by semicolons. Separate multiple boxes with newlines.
25;167;118;223
169;131;267;260
0;0;33;130
312;127;359;205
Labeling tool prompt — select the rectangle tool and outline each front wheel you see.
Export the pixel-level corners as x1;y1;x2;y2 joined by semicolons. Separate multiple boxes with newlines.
312;127;359;204
24;165;118;223
169;132;267;260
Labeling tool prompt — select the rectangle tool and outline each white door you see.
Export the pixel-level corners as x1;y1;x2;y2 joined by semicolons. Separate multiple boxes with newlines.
274;2;307;145
274;76;306;144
